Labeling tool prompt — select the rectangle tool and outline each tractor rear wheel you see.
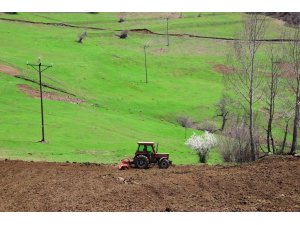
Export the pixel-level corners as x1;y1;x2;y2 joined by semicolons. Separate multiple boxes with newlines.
134;155;149;169
159;158;170;169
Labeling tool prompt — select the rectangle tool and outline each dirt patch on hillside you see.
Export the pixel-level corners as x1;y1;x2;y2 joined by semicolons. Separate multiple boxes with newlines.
264;62;296;79
0;156;299;212
0;64;21;76
213;64;234;75
276;62;296;78
213;63;296;79
17;84;83;104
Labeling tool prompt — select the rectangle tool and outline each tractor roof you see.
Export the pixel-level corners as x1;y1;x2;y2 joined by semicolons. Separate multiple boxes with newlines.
138;141;155;145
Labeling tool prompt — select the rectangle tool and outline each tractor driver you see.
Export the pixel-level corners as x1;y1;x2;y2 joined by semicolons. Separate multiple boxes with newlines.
143;145;153;160
143;145;147;152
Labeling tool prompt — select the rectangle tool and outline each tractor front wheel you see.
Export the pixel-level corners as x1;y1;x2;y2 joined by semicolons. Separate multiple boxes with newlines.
134;155;149;169
159;158;170;169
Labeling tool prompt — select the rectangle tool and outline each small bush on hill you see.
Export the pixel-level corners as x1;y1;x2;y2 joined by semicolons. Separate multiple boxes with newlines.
116;30;128;39
118;17;125;23
196;120;218;133
77;32;87;44
176;116;193;128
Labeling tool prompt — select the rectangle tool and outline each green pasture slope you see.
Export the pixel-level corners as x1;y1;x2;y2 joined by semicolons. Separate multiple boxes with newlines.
0;13;293;164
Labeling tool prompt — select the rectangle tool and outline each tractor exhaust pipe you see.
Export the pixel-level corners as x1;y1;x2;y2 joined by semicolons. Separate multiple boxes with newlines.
156;143;159;152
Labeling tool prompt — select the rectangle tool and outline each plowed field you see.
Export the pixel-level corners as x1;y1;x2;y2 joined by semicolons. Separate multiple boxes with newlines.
0;156;299;212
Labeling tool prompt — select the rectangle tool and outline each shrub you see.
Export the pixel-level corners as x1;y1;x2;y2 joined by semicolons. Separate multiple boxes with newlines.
196;120;218;133
77;32;87;43
176;116;193;128
116;30;128;39
218;124;260;163
118;17;125;23
185;131;217;163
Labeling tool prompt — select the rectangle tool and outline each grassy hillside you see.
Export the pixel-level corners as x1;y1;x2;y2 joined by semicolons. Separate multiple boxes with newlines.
0;12;294;164
0;12;293;38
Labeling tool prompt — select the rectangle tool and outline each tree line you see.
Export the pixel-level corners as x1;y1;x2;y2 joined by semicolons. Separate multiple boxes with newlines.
216;13;300;163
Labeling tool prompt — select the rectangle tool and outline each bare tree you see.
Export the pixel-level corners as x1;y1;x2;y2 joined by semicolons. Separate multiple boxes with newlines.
265;61;294;155
226;14;266;161
278;108;294;154
264;44;282;153
285;29;300;154
216;93;233;131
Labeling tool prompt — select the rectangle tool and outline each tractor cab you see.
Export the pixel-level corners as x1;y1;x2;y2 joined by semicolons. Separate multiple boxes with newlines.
136;142;156;154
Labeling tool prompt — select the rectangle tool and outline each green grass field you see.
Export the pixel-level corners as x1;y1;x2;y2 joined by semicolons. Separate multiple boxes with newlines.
0;12;293;38
0;12;295;164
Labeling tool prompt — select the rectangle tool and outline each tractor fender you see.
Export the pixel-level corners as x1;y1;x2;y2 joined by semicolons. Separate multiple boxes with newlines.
159;157;168;163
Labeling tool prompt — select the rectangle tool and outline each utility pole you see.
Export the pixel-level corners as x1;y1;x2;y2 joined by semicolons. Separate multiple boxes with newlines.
166;18;169;47
27;59;53;143
144;45;148;83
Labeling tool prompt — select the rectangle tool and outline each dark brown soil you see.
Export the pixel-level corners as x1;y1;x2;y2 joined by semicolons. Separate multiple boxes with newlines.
0;156;299;212
17;84;83;104
0;64;21;76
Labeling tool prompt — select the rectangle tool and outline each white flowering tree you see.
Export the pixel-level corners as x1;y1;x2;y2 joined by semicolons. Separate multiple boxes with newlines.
185;131;217;163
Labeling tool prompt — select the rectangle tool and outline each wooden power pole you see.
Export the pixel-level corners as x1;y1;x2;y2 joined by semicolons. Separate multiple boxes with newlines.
27;59;53;143
166;18;169;47
144;45;148;83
